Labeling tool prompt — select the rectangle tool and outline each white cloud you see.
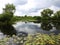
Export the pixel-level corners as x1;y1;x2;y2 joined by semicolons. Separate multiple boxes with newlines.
0;0;60;16
13;0;27;5
49;5;60;12
15;0;53;16
0;0;13;13
15;0;60;16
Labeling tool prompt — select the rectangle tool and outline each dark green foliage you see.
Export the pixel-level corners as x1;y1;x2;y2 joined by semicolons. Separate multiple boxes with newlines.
41;9;53;21
52;11;60;20
0;4;16;36
0;25;16;36
41;22;52;31
41;9;53;17
0;4;15;25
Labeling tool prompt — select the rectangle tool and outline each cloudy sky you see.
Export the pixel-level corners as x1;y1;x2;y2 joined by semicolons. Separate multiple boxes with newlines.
0;0;60;16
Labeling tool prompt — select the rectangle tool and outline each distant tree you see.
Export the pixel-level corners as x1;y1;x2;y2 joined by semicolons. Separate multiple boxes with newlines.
33;16;41;21
25;15;27;17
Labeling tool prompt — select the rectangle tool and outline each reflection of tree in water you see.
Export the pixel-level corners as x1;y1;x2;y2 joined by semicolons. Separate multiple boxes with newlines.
41;20;60;31
41;21;52;31
0;25;16;36
52;21;60;30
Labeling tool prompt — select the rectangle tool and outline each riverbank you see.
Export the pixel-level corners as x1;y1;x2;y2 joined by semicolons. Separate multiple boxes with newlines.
0;33;60;45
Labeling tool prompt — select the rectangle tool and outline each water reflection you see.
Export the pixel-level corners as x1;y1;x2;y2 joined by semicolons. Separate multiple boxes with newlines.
41;22;52;31
52;21;60;30
0;25;17;36
13;21;60;35
0;21;60;36
13;22;40;34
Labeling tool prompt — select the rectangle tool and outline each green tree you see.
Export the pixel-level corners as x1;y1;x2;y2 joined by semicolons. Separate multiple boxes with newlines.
52;11;60;20
0;4;16;36
3;3;15;14
41;9;53;20
0;4;15;25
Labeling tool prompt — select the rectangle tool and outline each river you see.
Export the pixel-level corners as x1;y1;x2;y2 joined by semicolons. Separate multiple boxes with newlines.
0;22;60;39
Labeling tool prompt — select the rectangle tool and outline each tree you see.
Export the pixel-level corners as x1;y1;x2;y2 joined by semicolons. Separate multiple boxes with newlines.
41;9;53;20
33;16;41;23
3;3;15;14
52;11;60;20
0;4;16;36
25;15;27;17
0;4;16;25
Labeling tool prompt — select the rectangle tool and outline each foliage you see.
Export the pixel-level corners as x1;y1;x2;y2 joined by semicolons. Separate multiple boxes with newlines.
12;16;40;22
41;9;53;17
0;4;16;36
52;11;60;20
24;33;60;45
3;3;15;13
41;9;53;20
0;4;15;26
0;33;60;45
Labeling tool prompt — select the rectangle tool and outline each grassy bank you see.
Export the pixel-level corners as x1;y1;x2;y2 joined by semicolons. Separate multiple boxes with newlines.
0;33;60;45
